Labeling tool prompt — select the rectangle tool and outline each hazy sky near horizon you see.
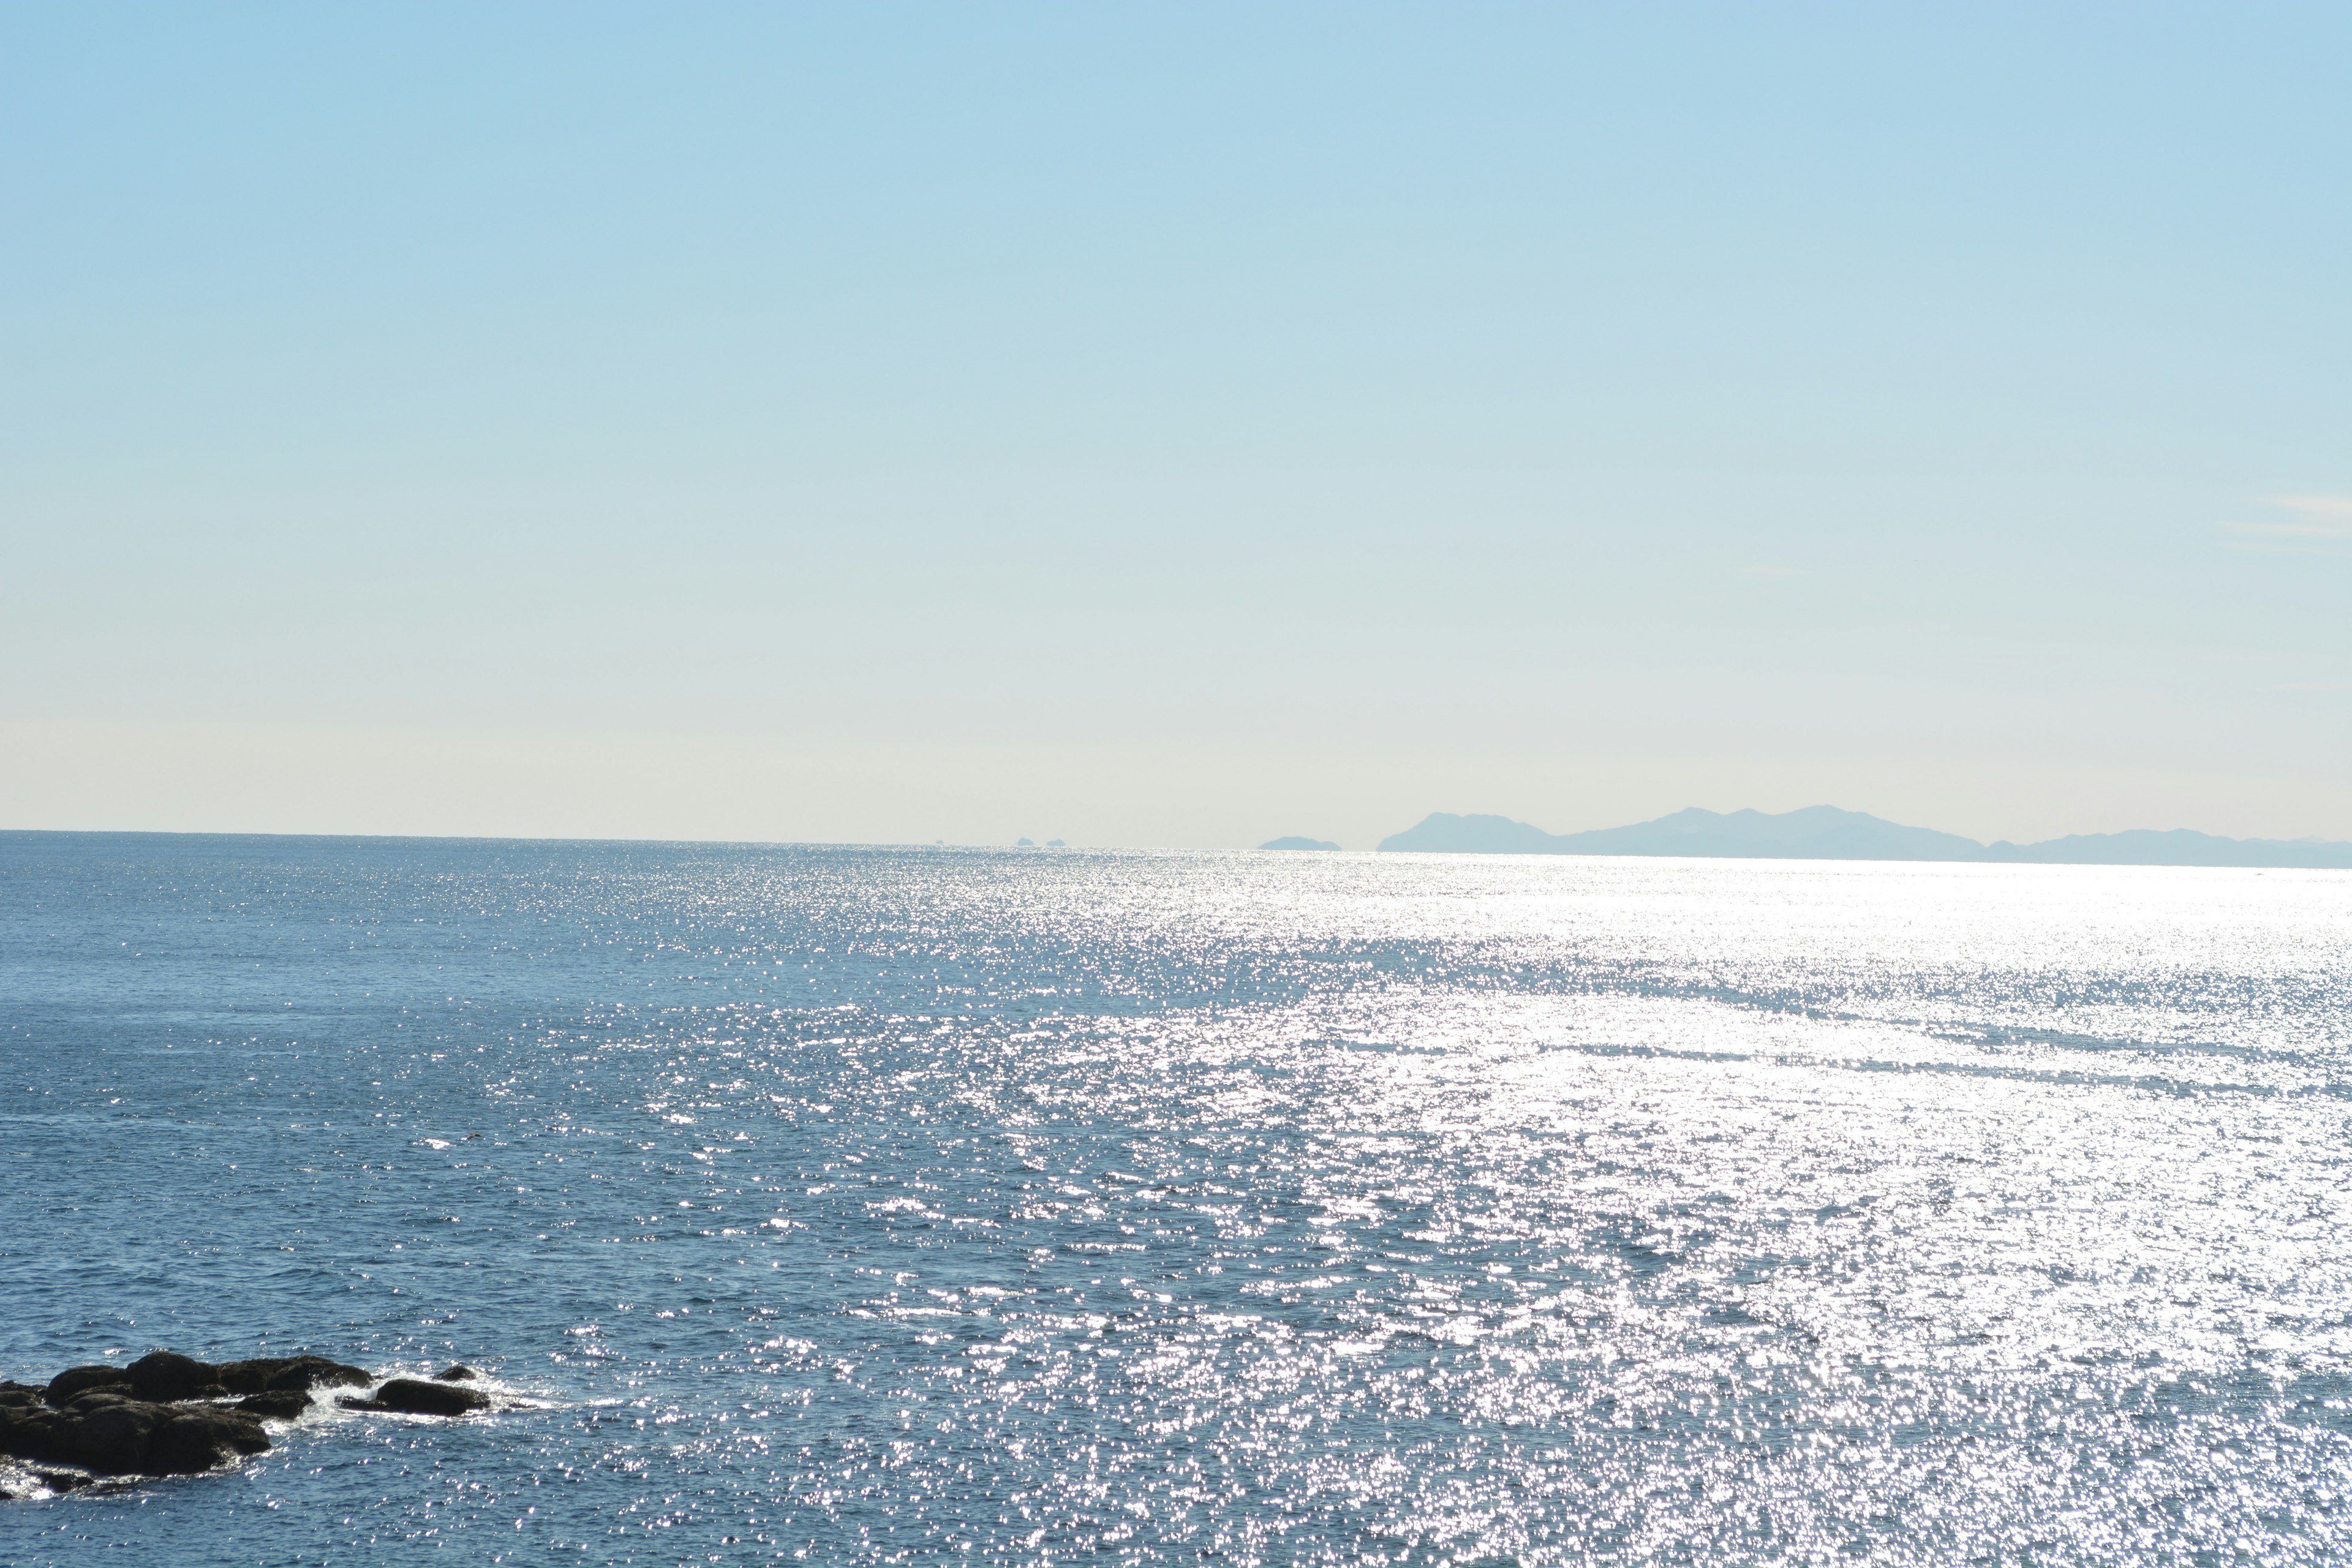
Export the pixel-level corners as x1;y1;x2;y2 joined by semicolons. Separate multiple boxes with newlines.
4;4;2348;847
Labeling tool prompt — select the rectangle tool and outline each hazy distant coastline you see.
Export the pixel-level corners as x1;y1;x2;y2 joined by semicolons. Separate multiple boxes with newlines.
1373;806;2352;869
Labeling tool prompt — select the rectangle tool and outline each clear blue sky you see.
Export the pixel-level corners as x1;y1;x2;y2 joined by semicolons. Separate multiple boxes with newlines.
4;4;2346;846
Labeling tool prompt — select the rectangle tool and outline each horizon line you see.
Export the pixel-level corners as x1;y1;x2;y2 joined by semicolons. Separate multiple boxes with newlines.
7;807;2351;865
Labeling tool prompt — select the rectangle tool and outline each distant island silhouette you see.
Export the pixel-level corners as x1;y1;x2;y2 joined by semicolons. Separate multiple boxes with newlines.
1376;807;2352;869
1260;835;1341;851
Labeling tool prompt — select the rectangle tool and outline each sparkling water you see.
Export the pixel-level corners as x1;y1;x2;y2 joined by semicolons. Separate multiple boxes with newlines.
2;833;2347;1564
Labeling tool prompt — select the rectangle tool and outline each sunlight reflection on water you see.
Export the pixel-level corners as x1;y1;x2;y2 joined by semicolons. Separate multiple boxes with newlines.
1;839;2347;1562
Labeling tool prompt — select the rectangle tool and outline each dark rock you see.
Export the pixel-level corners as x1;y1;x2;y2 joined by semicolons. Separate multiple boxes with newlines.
45;1365;130;1404
59;1389;132;1409
126;1350;228;1402
235;1390;312;1420
214;1362;265;1394
353;1379;489;1416
0;1389;271;1477
0;1382;275;1485
146;1408;268;1475
274;1357;371;1392
0;1403;60;1459
217;1355;372;1394
41;1393;164;1474
0;1345;486;1491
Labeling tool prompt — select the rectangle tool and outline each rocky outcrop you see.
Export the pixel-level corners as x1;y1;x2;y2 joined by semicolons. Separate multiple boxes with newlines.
3;1348;500;1490
0;1389;268;1476
39;1352;369;1409
216;1355;372;1395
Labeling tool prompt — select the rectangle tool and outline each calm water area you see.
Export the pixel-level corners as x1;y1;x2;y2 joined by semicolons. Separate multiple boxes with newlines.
2;832;2348;1564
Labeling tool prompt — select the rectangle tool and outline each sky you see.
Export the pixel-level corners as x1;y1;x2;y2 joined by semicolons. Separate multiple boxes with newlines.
3;3;2347;848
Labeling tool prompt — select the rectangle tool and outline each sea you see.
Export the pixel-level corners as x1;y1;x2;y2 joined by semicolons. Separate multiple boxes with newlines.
1;832;2348;1565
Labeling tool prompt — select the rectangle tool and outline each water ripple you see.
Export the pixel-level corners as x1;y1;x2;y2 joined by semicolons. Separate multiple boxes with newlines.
0;838;2346;1562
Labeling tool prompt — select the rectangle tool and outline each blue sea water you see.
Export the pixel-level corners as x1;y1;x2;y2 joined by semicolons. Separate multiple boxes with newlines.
2;832;2349;1566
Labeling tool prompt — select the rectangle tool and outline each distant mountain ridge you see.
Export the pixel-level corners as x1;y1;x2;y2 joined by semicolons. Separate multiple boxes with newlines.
1376;807;2352;869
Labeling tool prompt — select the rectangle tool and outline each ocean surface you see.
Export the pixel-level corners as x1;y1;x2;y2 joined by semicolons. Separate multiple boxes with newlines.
2;833;2349;1566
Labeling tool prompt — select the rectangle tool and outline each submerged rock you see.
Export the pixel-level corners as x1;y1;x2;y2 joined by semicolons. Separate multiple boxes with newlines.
434;1365;477;1382
342;1378;489;1416
0;1463;97;1501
